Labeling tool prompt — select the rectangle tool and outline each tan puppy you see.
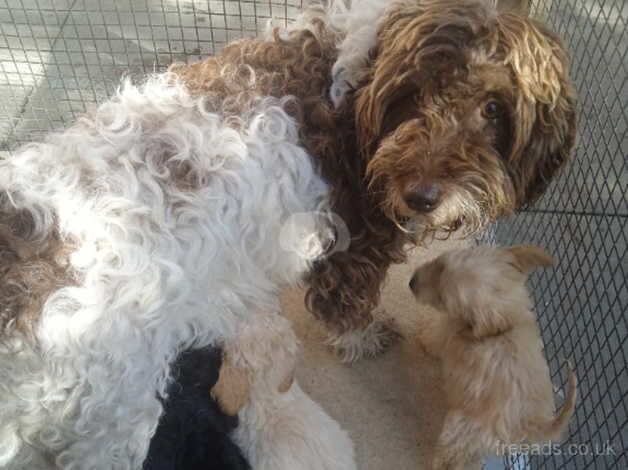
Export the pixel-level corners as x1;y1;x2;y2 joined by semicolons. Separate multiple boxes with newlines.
409;245;576;469
210;312;298;416
210;345;295;417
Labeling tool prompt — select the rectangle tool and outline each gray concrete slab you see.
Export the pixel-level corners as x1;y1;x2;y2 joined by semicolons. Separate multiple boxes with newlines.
0;1;299;147
0;1;625;469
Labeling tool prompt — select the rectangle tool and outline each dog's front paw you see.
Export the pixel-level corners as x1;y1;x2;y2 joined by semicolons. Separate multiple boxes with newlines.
328;317;401;363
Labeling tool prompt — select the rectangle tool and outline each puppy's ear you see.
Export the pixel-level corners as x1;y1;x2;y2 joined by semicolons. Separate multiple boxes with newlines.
211;353;251;416
446;270;514;339
465;308;513;339
502;18;577;206
505;244;555;275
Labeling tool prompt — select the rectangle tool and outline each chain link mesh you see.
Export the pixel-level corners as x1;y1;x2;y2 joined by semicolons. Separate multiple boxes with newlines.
0;1;625;469
484;1;627;468
0;1;301;148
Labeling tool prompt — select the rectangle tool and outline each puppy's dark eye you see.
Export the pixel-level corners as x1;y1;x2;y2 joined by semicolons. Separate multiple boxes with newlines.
482;100;502;119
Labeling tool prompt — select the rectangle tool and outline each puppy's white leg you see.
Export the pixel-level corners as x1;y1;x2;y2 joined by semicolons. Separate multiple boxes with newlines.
237;383;356;470
228;311;356;470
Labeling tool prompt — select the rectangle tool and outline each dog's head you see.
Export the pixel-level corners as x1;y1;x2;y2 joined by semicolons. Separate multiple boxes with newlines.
409;244;554;338
355;0;576;234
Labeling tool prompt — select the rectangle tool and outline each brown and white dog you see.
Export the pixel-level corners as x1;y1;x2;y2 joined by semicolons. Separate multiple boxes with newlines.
409;245;577;469
0;1;576;468
173;0;577;361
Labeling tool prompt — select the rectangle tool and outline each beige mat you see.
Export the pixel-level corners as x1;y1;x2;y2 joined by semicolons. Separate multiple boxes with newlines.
282;239;467;470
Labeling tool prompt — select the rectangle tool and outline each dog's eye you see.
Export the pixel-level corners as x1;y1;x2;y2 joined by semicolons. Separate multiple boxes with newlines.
482;100;502;120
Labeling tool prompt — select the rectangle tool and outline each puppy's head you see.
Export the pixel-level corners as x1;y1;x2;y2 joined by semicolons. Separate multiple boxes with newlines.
356;0;576;235
409;244;554;338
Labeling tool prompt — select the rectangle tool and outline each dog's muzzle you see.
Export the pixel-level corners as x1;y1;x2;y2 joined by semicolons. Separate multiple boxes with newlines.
403;183;442;213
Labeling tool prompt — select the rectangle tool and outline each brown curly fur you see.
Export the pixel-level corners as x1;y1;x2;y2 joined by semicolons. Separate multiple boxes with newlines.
360;1;576;235
0;201;75;339
172;1;576;334
172;17;407;333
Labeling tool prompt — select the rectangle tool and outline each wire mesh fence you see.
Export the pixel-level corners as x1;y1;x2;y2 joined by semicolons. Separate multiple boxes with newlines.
0;1;625;469
481;1;627;468
0;1;302;148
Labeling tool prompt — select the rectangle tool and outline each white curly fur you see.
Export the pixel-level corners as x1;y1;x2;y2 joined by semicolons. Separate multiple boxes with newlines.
0;70;355;469
227;311;356;470
326;0;503;107
324;0;396;107
283;0;391;105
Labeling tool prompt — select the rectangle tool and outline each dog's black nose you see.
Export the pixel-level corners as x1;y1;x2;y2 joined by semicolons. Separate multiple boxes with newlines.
403;185;441;213
409;274;418;292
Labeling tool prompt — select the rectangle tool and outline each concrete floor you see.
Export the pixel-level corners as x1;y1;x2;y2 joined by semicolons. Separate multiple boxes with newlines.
0;1;625;469
282;240;466;470
0;1;301;148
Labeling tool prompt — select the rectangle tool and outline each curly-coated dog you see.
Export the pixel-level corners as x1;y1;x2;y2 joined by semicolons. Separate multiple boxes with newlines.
174;0;576;361
0;0;575;468
0;74;354;468
409;245;577;469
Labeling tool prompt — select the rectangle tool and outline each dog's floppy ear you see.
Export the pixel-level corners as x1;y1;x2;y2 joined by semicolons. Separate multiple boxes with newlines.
505;244;555;275
500;17;577;206
354;3;430;158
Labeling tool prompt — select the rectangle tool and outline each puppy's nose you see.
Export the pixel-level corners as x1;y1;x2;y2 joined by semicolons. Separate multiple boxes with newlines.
403;184;441;213
409;274;418;292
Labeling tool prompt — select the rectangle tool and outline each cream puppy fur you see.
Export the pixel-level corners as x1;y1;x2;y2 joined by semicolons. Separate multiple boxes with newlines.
409;245;577;469
213;312;356;470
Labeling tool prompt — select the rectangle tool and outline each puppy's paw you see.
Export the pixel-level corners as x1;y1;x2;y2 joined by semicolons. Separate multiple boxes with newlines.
328;317;401;363
277;367;295;393
210;359;250;416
